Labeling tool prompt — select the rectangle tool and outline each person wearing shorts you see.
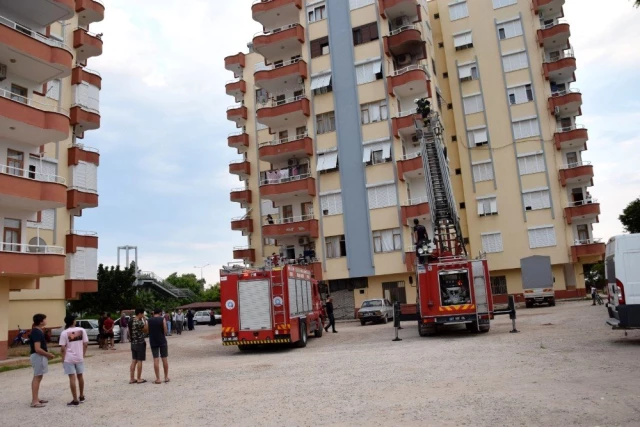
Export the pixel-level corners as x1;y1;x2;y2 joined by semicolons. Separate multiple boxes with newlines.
29;313;55;408
59;315;89;406
129;308;148;384
148;309;170;384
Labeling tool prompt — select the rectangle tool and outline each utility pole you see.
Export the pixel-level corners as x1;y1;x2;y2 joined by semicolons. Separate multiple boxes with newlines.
194;263;211;289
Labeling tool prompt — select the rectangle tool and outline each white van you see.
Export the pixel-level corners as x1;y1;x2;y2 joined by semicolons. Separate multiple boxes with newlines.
605;234;640;329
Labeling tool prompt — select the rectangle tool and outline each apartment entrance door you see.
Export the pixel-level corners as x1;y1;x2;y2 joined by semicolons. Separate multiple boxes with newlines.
382;281;407;304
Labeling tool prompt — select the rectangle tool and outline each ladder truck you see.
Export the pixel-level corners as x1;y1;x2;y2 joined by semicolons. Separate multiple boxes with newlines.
396;99;496;336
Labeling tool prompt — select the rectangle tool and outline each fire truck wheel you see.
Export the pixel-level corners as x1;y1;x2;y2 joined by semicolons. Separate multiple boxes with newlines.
238;345;250;352
360;320;367;326
418;323;436;337
314;322;323;338
296;322;308;348
525;300;534;309
549;298;556;307
479;325;490;333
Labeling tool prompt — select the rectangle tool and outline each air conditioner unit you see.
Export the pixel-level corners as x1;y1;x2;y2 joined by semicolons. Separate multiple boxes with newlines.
298;237;310;245
397;54;411;66
0;64;6;81
288;158;299;166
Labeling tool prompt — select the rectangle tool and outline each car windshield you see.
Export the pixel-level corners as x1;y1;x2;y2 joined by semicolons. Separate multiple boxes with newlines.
87;320;98;328
361;300;382;308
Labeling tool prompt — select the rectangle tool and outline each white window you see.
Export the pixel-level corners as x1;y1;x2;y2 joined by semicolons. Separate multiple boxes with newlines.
349;0;375;10
472;161;494;183
46;80;60;101
507;84;533;105
355;60;382;85
308;4;326;23
373;228;402;253
512;117;540;140
325;235;345;258
316;151;339;172
468;127;488;147
481;232;503;253
321;193;343;216
523;189;551;211
497;19;523;40
449;1;469;21
528;226;557;249
518;152;546;175
453;31;473;50
478;197;498;216
367;184;397;209
502;51;528;72
492;0;517;9
316;112;336;134
362;140;391;163
360;100;388;125
458;62;478;81
463;94;484;115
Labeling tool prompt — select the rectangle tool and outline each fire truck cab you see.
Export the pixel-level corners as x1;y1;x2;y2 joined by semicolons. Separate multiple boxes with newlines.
220;264;324;350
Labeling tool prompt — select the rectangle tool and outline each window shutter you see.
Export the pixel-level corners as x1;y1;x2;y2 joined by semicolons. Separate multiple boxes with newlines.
503;51;528;72
463;95;484;115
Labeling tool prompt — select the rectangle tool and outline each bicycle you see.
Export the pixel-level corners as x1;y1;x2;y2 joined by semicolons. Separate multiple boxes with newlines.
595;293;604;305
10;326;30;347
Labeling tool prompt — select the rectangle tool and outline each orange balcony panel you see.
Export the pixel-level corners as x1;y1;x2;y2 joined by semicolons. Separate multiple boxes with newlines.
228;133;250;152
555;127;588;150
0;96;70;146
73;28;103;61
565;203;600;225
0;252;65;278
65;279;98;300
230;189;252;205
571;242;605;263
70;105;100;133
0;172;66;211
548;91;582;116
543;56;576;81
66;233;98;253
405;251;417;272
225;52;246;76
225;79;246;102
260;176;316;201
254;60;308;94
68;145;100;166
533;0;565;14
263;219;319;239
397;155;422;181
256;97;310;129
252;0;302;28
300;262;323;281
231;218;254;233
72;66;102;89
401;202;430;225
233;248;256;263
537;23;570;49
67;189;98;210
253;25;305;60
559;164;593;186
384;28;426;59
379;0;420;20
259;136;313;163
392;113;419;138
76;0;106;26
227;105;248;126
388;67;430;98
229;160;251;177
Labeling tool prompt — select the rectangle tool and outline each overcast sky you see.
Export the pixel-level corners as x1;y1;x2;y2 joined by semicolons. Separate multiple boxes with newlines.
83;0;640;286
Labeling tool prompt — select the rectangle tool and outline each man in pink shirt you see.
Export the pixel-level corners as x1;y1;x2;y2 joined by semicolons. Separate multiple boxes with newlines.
59;315;89;406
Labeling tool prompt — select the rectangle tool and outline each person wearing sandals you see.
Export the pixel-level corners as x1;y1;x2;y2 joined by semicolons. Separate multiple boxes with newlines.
148;309;170;384
29;313;55;408
129;308;148;384
59;315;89;406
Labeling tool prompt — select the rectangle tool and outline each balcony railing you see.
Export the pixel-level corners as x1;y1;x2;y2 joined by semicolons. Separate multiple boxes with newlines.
540;18;569;30
0;14;73;52
233;245;251;251
556;124;585;133
70;184;98;194
543;48;574;64
551;88;581;97
398;108;417;118
228;130;246;138
269;214;315;225
391;64;430;79
573;238;603;246
76;27;103;39
259;132;308;147
70;143;99;153
255;57;302;72
231;187;250;192
403;196;429;206
400;152;421;161
71;102;99;115
261;171;311;185
0;164;66;185
226;78;242;85
229;159;248;165
67;230;98;236
562;160;591;169
264;93;307;108
390;24;418;36
227;103;245;111
0;88;69;116
253;23;299;38
568;198;597;207
0;242;64;254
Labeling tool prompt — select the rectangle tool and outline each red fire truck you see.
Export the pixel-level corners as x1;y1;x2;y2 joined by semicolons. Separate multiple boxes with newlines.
220;264;325;350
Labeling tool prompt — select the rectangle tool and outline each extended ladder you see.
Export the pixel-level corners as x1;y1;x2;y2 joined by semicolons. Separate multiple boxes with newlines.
270;268;287;329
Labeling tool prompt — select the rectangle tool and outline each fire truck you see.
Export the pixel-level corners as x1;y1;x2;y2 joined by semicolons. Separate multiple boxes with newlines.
220;264;325;350
396;101;495;336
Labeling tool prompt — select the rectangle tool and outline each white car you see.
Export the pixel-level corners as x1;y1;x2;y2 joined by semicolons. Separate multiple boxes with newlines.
50;319;121;343
193;311;211;325
357;299;394;325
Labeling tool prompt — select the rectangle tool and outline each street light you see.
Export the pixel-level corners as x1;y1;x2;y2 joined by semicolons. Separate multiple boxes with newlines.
194;263;211;283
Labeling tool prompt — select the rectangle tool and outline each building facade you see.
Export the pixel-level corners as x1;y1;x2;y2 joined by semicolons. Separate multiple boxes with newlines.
225;0;600;318
0;0;104;359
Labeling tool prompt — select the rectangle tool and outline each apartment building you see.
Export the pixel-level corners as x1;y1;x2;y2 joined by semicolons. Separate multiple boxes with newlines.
0;0;104;359
225;0;599;317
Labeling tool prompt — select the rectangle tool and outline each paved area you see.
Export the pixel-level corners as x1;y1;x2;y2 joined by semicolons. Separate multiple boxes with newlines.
0;301;638;426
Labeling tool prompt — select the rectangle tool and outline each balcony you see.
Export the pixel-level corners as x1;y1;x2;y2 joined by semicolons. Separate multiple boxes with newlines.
384;25;426;59
8;0;75;26
66;230;98;254
76;0;106;27
379;0;420;21
0;88;70;145
253;24;305;62
0;165;66;211
227;104;248;127
0;243;65;278
558;161;593;186
73;27;103;61
252;0;302;29
72;66;102;90
225;79;246;103
260;173;316;202
229;159;251;179
256;95;310;129
230;188;252;206
401;197;430;226
565;200;600;225
224;52;246;76
231;217;254;235
537;19;570;49
388;65;430;98
571;239;605;263
233;246;256;263
533;0;565;15
543;51;576;81
228;132;250;153
67;188;98;210
258;133;313;164
0;14;73;83
555;125;588;150
71;105;100;136
548;89;582;117
392;109;419;138
397;152;422;181
262;215;319;239
68;144;100;167
254;59;308;94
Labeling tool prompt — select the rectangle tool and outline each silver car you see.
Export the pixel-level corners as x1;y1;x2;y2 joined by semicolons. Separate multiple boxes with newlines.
358;299;394;325
50;319;121;343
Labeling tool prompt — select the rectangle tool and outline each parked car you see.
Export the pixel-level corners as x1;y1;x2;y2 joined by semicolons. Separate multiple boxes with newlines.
50;319;121;343
358;299;394;325
193;311;211;325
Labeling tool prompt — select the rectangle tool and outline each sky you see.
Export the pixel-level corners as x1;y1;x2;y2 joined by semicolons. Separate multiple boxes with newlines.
82;0;640;286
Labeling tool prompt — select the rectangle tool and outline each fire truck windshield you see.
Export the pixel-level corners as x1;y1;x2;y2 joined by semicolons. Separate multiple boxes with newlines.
439;272;471;306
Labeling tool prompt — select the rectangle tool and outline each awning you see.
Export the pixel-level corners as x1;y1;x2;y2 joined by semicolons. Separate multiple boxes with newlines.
311;73;332;90
362;141;392;162
317;151;338;171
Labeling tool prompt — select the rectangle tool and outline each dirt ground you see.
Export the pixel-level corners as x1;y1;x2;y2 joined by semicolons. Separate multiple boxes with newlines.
0;300;638;427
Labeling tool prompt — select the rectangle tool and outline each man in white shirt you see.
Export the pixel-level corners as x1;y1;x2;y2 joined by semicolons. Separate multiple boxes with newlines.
59;315;89;406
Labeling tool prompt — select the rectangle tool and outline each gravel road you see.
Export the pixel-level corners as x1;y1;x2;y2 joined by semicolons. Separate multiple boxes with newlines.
0;301;638;427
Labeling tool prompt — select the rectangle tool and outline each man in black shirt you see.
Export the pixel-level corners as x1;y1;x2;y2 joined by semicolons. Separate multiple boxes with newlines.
29;313;55;408
149;309;169;384
324;296;337;333
413;219;430;264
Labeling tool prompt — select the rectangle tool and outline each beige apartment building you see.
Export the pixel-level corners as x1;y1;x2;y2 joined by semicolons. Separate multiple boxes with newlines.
0;0;104;359
225;0;601;318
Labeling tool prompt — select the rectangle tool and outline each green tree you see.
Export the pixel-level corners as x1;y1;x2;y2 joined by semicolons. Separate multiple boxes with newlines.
69;263;138;315
584;262;605;289
165;272;204;297
619;198;640;234
202;283;221;302
636;0;640;7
